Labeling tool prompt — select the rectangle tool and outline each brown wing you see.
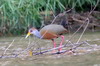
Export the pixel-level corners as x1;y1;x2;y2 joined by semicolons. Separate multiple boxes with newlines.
40;24;67;39
40;30;58;39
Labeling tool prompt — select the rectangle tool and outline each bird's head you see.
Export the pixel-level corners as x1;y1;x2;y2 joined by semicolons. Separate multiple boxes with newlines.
25;27;37;38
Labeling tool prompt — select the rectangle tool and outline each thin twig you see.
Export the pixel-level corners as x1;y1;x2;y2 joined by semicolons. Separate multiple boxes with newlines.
76;0;99;43
76;18;90;43
3;39;15;55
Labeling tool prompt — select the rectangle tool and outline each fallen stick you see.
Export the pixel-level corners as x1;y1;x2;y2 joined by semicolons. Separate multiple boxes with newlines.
0;55;17;58
0;41;96;58
33;41;85;55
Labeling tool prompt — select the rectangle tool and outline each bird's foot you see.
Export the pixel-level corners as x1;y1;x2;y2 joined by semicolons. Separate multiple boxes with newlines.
56;49;62;54
56;51;62;54
58;48;62;52
67;49;75;55
51;51;62;55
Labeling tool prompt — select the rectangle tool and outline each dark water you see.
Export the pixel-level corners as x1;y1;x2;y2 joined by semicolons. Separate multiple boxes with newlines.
0;32;100;66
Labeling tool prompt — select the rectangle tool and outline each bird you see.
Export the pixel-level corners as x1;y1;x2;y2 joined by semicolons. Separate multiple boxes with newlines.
25;24;68;54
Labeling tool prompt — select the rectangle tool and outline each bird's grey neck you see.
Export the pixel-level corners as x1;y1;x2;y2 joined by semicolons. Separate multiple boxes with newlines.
32;30;41;38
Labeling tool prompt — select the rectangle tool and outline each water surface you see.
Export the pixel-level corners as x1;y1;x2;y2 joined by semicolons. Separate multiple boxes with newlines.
0;32;100;66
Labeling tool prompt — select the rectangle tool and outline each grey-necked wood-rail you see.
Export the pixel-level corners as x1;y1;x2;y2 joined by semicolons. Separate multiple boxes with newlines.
25;24;67;53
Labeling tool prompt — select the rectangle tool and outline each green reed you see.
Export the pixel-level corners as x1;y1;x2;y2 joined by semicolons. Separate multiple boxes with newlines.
0;0;98;35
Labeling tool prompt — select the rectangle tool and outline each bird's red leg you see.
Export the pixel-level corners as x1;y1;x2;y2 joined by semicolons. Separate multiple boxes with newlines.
52;39;56;53
58;35;64;52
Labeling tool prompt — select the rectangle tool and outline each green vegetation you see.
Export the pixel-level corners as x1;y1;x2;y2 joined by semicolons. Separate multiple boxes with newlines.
0;0;99;35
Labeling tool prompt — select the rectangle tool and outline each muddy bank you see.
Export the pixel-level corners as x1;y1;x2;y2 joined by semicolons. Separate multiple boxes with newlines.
44;11;100;32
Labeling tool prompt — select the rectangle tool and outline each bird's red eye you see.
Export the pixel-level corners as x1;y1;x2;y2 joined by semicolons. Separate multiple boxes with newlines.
30;30;33;32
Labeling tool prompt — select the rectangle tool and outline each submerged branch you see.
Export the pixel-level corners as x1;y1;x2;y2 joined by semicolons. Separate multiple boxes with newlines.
33;41;87;55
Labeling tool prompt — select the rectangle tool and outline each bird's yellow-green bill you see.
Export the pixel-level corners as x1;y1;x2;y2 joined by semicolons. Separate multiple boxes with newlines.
25;32;31;38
